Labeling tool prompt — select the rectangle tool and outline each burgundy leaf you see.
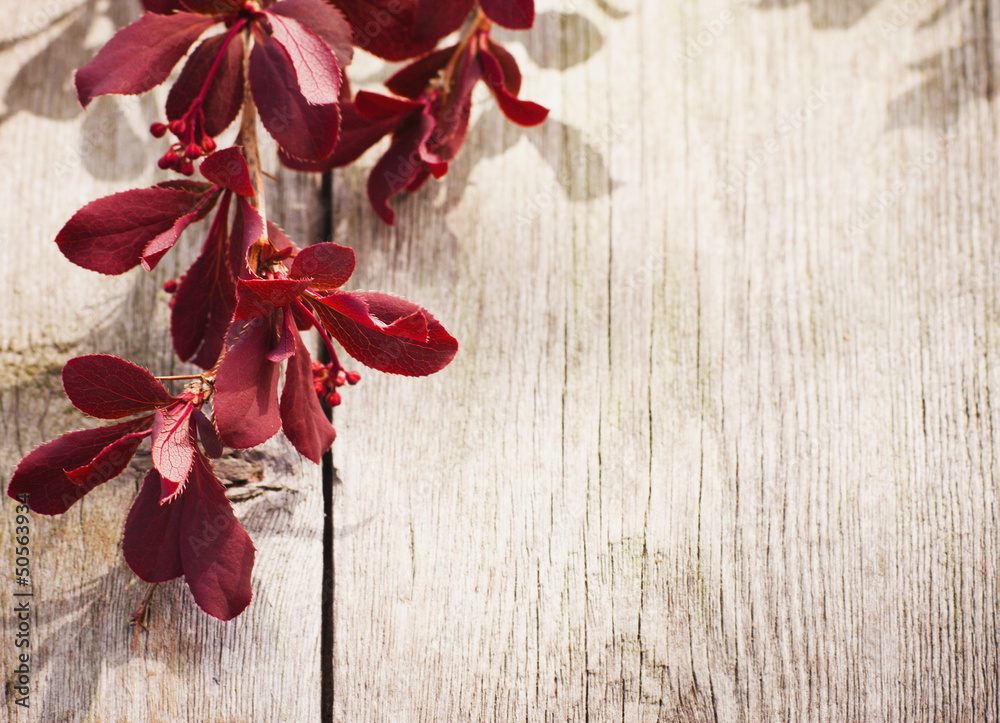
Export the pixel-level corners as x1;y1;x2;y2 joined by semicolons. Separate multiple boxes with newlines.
233;278;312;321
151;405;196;495
122;468;184;582
178;455;255;620
140;200;214;271
289;242;355;289
166;32;245;138
7;417;152;515
479;44;548;126
249;31;341;161
142;0;189;14
427;46;481;162
56;185;215;275
413;0;475;46
63;355;176;419
365;111;436;224
181;0;243;13
384;46;451;99
267;221;295;251
479;0;534;29
311;290;458;376
171;193;236;368
261;12;341;104
485;38;522;96
280;334;335;463
64;430;148;487
269;0;354;67
75;13;219;107
193;409;224;458
230;199;266;280
214;319;282;448
200;146;255;197
268;309;299;362
355;90;423;118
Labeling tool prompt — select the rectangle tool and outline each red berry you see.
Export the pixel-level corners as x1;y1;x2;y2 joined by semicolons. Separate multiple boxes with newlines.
325;392;342;407
180;160;195;176
345;370;361;385
186;143;203;160
163;279;178;293
201;136;217;153
168;120;186;136
150;122;168;138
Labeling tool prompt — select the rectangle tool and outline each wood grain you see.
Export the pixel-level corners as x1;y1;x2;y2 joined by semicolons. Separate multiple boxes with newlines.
2;0;1000;720
0;2;326;720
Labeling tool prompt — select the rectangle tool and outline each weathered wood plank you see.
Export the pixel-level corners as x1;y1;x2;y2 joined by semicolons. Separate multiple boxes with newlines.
329;0;1000;720
0;1;326;720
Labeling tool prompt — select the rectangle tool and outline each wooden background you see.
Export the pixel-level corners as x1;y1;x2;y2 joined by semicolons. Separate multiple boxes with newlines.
2;0;999;720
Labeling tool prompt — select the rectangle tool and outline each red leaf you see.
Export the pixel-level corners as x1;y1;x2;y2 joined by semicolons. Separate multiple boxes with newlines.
249;31;341;161
280;332;335;463
200;146;255;197
262;11;341;104
142;0;189;13
140;198;215;271
193;409;224;458
7;417;152;515
64;431;149;487
268;309;299;362
311;290;458;376
214;319;282;448
355;89;423;118
413;0;475;47
122;468;184;583
479;0;534;29
330;0;466;61
269;0;354;67
181;0;243;13
151;405;196;495
289;242;355;289
75;13;219;107
230;198;266;280
365;111;436;224
63;355;176;419
166;32;245;138
479;44;548;126
171;193;236;368
56;185;215;275
178;455;255;620
234;278;312;321
384;46;452;99
485;38;522;96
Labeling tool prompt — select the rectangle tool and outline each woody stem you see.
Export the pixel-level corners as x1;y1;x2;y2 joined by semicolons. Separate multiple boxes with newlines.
237;26;267;236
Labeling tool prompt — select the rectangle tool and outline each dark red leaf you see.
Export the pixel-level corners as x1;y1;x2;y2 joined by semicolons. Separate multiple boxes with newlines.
230;199;266;280
214;319;282;448
384;46;452;99
151;404;196;494
140;199;216;271
75;13;219;107
427;45;480;162
267;221;295;251
365;111;436;224
485;38;521;95
234;278;312;320
178;455;255;620
311;290;458;376
193;409;224;458
7;417;152;515
262;11;341;104
166;32;245;138
56;185;215;275
142;0;188;14
355;89;423;118
289;242;355;289
171;192;236;368
479;0;534;29
63;355;176;419
249;34;341;161
122;468;184;582
479;44;548;126
268;309;299;362
200;146;255;196
181;0;243;13
64;430;148;487
413;0;475;46
280;333;335;463
270;0;354;67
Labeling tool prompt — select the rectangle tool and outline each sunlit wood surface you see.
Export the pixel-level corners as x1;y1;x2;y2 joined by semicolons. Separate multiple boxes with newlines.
2;0;999;720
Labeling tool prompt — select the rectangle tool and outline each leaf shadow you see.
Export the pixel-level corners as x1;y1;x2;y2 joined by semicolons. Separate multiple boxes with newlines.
0;0;149;182
494;11;605;70
884;0;993;132
750;0;883;27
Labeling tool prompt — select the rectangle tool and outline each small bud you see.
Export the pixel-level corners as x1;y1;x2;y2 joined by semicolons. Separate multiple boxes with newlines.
201;136;217;153
168;119;186;136
158;150;178;170
150;122;168;138
345;370;361;385
325;391;342;407
335;371;346;387
186;143;203;160
180;160;195;176
163;279;178;293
